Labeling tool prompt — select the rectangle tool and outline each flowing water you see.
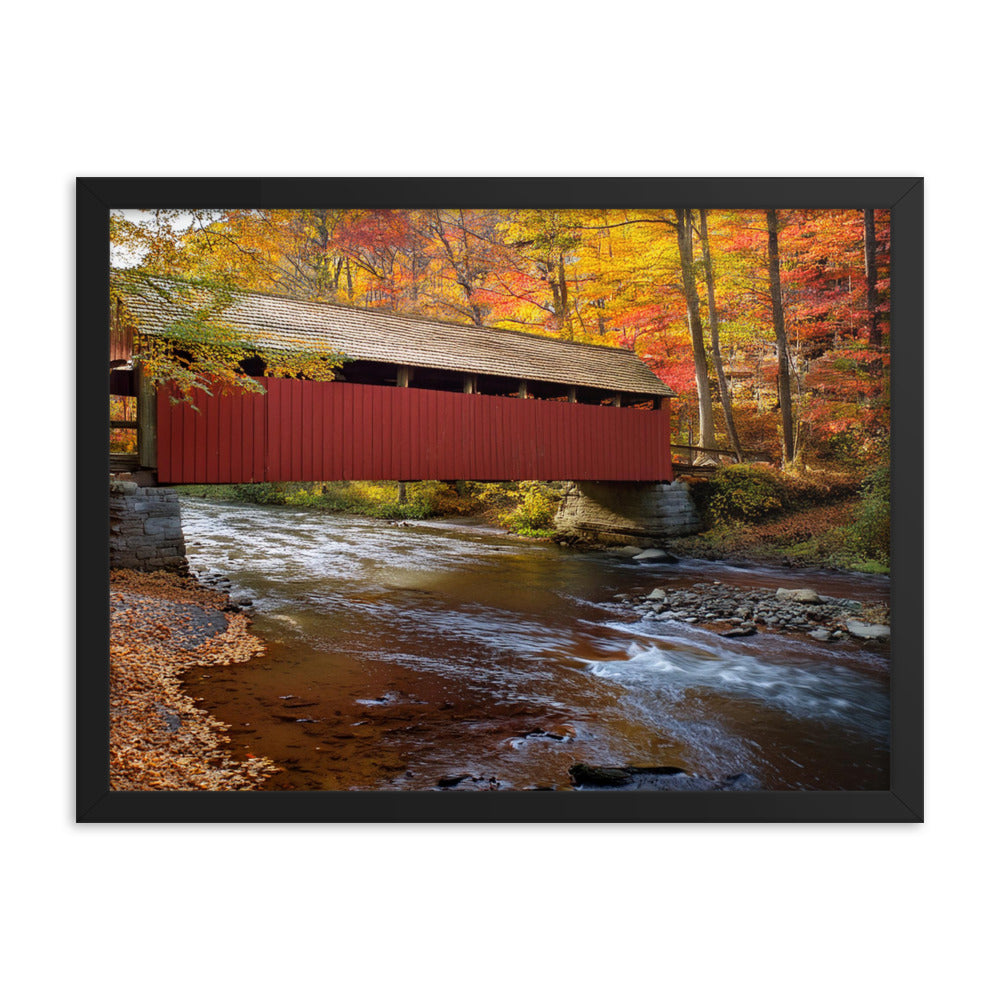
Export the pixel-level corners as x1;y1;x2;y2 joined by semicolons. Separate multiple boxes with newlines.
179;497;891;791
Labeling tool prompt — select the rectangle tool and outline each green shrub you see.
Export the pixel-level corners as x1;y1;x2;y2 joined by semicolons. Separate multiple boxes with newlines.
230;482;286;504
177;478;560;534
843;465;890;563
487;481;559;535
705;465;788;526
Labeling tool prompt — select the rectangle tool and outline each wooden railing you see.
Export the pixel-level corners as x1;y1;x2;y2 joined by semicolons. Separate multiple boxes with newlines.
671;444;771;474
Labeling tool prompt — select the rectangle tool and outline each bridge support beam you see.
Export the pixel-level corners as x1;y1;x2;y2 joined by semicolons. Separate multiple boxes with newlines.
553;481;700;547
109;480;188;574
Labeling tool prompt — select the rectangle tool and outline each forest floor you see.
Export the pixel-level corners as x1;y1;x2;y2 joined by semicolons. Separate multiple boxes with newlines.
667;497;888;574
109;569;280;790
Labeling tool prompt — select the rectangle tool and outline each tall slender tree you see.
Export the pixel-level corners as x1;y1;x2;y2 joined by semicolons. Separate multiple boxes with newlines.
863;207;881;349
766;209;796;467
698;209;743;462
674;208;716;454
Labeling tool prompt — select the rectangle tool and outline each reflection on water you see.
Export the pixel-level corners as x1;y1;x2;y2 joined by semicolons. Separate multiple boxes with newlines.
179;497;890;791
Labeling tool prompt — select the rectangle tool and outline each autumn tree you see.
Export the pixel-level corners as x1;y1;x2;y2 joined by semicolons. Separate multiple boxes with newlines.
111;271;346;403
766;209;797;467
111;205;890;468
674;208;716;454
698;210;743;461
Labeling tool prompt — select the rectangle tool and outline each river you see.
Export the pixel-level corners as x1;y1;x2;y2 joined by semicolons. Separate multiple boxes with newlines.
179;497;891;792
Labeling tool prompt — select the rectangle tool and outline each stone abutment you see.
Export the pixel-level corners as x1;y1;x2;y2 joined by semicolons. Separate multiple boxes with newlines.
109;481;188;573
553;481;700;546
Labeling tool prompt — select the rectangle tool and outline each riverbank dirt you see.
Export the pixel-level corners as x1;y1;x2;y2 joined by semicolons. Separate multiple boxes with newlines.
110;569;280;790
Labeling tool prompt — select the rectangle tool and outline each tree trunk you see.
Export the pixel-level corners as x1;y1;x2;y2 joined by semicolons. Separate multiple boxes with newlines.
136;359;157;469
766;209;796;468
674;209;716;454
863;208;881;349
698;209;743;463
558;254;572;339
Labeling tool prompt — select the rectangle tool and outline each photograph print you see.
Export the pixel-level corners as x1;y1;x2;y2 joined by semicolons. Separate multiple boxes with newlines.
82;179;921;821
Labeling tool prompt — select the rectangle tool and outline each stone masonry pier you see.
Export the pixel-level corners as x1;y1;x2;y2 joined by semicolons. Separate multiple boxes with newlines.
109;481;188;573
553;481;700;547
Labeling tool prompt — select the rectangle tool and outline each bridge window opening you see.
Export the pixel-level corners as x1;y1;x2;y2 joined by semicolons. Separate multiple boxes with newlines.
621;394;658;410
525;380;572;402
109;368;135;397
476;374;522;397
110;394;138;454
408;367;473;393
238;354;267;377
339;360;399;386
575;386;616;406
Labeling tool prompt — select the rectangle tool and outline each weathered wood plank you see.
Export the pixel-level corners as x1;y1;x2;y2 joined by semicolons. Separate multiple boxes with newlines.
136;364;157;469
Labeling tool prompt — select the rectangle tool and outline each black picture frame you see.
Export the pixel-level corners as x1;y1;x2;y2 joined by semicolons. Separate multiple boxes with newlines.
78;177;923;822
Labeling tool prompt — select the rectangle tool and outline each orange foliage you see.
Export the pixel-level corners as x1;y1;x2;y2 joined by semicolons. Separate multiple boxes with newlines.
111;207;890;465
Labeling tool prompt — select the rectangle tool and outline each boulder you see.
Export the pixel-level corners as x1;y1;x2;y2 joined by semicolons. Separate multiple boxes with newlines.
568;764;634;787
569;763;686;788
845;619;891;640
775;587;822;604
633;548;670;562
437;773;473;788
720;624;757;638
718;773;759;791
569;763;758;792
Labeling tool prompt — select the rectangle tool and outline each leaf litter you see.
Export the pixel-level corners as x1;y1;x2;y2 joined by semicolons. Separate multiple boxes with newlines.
109;569;280;791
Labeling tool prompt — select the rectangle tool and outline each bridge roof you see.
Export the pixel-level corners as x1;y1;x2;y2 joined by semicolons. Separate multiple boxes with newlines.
113;273;676;398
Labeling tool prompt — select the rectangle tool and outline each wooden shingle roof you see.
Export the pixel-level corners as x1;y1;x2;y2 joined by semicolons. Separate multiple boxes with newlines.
113;273;676;398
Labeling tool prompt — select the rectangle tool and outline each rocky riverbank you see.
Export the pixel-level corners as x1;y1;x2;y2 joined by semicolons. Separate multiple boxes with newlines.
109;569;279;790
612;576;890;643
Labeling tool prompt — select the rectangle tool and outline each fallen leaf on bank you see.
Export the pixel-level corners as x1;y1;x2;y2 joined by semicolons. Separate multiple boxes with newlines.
108;569;278;792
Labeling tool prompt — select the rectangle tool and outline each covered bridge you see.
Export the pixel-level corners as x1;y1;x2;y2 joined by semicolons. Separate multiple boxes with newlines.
110;274;676;485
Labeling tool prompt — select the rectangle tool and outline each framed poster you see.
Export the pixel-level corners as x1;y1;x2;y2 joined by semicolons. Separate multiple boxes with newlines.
77;177;922;822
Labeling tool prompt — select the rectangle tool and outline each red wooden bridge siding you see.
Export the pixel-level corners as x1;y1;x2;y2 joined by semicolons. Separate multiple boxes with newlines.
156;378;672;484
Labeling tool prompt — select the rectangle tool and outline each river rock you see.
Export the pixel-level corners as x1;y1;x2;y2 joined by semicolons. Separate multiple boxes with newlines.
153;703;182;732
845;619;891;640
720;624;757;638
646;588;667;601
809;628;833;641
633;548;669;562
718;773;759;791
569;763;760;791
569;763;686;787
776;587;822;604
616;546;644;557
569;764;633;787
437;773;473;788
